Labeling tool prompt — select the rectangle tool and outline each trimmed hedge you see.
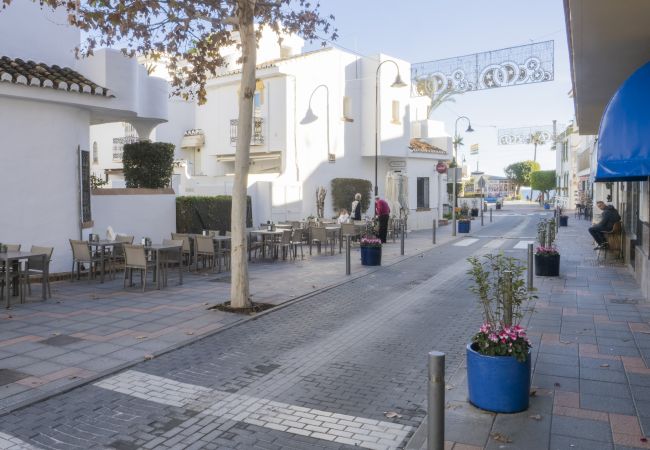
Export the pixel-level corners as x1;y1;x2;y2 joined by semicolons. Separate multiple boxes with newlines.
331;178;372;213
176;196;252;234
123;141;174;188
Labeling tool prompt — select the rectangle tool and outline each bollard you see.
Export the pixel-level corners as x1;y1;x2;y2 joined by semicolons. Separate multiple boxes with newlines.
428;351;445;450
400;220;405;255
432;220;437;245
345;235;351;276
527;243;534;290
490;208;492;223
481;209;484;226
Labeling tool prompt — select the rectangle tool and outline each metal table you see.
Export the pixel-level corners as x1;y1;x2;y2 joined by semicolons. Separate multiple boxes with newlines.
1;251;47;308
88;240;122;283
248;230;284;260
144;244;183;289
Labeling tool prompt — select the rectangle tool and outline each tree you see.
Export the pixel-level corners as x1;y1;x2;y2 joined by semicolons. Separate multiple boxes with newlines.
530;170;556;204
4;0;336;309
122;141;174;188
504;160;540;195
530;131;545;162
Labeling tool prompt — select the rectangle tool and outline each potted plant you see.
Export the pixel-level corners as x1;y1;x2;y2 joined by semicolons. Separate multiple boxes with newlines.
466;253;534;413
535;219;560;276
458;216;471;233
360;236;382;266
470;199;479;217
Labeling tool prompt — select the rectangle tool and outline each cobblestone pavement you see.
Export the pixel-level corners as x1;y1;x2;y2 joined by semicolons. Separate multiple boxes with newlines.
0;217;461;415
408;212;650;450
0;207;537;449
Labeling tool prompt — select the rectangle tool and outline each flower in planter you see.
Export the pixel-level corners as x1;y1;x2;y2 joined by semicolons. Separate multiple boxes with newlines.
360;236;382;248
458;216;471;223
535;246;559;256
467;253;536;362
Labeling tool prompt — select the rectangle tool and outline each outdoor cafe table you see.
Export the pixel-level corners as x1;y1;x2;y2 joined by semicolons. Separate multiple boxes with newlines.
248;229;284;261
0;251;48;308
88;239;122;283
144;243;183;289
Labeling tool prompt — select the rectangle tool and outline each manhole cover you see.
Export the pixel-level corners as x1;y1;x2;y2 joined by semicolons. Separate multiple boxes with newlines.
39;335;85;346
609;298;640;305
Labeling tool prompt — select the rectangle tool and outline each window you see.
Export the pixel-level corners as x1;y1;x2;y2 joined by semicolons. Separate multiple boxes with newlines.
391;100;401;124
112;123;138;162
254;79;264;117
92;142;98;164
417;177;429;209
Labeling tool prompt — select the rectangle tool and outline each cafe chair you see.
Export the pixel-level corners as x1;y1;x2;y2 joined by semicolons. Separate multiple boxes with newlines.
23;245;54;299
123;244;156;292
69;239;102;281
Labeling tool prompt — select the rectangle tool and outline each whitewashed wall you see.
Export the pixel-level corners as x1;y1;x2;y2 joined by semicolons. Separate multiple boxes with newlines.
0;98;89;274
91;189;177;244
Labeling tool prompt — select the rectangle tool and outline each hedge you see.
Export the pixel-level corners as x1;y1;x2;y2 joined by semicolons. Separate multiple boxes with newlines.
176;196;252;234
123;141;174;188
331;178;372;213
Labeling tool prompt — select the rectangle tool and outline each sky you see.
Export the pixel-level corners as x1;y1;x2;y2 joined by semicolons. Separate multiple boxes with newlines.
305;0;574;177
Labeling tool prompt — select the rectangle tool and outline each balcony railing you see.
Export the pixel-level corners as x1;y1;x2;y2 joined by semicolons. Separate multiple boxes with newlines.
112;136;139;161
230;117;264;146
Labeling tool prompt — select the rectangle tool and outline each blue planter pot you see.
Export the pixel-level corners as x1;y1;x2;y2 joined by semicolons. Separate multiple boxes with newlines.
458;221;471;233
467;343;531;413
559;216;568;227
544;203;550;209
360;246;381;266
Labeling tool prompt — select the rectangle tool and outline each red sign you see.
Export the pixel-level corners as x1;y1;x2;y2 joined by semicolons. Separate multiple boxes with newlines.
436;162;447;174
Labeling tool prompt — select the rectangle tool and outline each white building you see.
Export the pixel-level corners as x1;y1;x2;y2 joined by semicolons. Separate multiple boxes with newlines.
91;28;452;230
554;124;597;209
0;2;168;273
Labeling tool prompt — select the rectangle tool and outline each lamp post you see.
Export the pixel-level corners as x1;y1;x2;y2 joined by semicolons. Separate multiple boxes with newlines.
301;84;332;162
375;59;407;196
452;116;474;236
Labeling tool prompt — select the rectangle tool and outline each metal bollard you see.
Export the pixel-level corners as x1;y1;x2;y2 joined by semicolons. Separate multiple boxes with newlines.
481;209;484;226
527;243;534;290
400;221;405;255
490;208;492;223
345;235;351;276
432;220;437;245
428;351;445;450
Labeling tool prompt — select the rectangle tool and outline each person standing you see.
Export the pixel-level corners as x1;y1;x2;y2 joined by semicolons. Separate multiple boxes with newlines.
588;201;621;249
337;208;350;224
351;193;362;220
375;196;390;243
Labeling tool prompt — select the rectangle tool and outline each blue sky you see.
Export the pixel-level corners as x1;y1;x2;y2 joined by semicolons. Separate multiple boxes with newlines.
306;0;574;177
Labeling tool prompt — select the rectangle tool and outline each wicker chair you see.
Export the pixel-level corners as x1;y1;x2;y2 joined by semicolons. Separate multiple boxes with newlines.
123;244;156;291
23;245;54;299
195;235;217;271
171;233;192;269
69;240;102;281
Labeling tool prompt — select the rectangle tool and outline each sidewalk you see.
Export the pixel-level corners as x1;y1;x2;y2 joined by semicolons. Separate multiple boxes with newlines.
409;216;650;450
0;221;462;416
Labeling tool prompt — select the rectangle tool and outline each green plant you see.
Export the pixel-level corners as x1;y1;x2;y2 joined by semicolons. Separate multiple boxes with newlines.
537;218;557;247
443;212;452;220
504;160;541;195
122;141;175;188
90;174;108;189
176;196;252;234
530;170;556;204
331;178;372;213
467;253;535;361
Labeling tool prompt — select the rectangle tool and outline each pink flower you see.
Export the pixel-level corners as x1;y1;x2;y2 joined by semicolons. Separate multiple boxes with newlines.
488;333;498;343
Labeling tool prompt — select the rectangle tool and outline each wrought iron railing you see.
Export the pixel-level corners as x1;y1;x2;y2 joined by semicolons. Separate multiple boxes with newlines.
230;117;264;146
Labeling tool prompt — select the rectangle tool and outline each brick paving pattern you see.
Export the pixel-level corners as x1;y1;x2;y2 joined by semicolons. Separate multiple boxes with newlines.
0;209;528;449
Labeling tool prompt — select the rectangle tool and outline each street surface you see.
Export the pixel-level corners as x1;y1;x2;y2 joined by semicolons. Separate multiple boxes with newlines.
0;206;547;449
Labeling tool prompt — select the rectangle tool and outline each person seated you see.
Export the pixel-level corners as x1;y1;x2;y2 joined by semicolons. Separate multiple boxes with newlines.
588;201;621;249
337;208;350;224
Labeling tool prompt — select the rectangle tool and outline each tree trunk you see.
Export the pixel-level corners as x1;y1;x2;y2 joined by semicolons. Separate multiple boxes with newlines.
230;0;256;309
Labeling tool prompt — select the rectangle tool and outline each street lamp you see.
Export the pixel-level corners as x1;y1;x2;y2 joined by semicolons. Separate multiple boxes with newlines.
452;116;474;236
375;59;407;196
301;84;333;162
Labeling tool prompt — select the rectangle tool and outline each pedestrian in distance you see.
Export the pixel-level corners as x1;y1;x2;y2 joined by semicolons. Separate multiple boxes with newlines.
589;201;621;249
351;193;362;220
374;196;390;243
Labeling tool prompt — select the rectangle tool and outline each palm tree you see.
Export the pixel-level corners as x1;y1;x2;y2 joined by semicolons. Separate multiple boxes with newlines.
530;131;545;162
452;135;464;165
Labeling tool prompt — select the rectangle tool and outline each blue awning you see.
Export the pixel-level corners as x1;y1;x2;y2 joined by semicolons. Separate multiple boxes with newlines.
595;61;650;182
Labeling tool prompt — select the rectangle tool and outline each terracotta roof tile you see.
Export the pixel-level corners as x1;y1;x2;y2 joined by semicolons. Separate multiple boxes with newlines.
0;56;113;97
408;138;447;154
